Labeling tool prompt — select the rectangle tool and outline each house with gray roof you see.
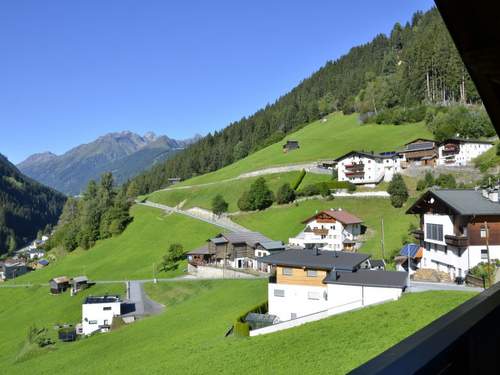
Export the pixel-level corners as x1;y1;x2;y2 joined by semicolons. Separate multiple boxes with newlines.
186;231;285;272
437;138;493;166
259;248;407;324
407;188;500;279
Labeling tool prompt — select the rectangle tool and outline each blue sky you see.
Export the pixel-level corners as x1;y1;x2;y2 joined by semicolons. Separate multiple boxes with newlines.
0;0;434;164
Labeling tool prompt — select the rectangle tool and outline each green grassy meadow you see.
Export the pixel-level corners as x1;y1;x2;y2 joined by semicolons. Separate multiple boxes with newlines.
0;279;474;374
176;113;432;186
148;171;305;212
233;197;418;259
12;205;221;283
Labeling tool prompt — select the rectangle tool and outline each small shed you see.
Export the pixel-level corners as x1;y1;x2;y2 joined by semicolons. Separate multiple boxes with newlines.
50;276;70;294
283;140;300;153
71;276;89;292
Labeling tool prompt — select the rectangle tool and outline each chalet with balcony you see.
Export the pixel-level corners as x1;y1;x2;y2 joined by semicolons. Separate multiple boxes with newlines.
335;151;401;185
437;138;493;166
400;138;437;167
262;248;407;322
407;188;500;279
186;232;285;272
289;209;363;251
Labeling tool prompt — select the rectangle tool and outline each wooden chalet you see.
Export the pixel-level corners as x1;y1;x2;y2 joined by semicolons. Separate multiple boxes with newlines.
401;138;437;167
50;276;70;294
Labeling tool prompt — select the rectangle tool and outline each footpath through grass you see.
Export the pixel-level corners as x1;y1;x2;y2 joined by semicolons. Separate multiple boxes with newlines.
13;205;221;283
1;279;475;374
233;197;418;259
176;113;432;187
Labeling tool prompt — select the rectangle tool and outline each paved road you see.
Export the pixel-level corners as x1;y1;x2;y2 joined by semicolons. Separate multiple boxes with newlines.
124;281;164;317
407;280;483;293
138;200;250;232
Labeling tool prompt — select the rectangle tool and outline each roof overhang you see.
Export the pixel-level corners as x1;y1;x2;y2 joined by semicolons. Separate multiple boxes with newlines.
406;190;461;215
435;1;500;133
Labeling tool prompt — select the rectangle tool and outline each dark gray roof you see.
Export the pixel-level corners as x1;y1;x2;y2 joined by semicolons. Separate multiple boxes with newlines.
84;295;121;304
259;240;285;251
211;237;228;245
334;150;398;162
220;231;272;247
72;276;88;283
186;245;210;255
245;313;278;324
442;138;493;145
324;269;407;289
404;141;435;152
260;248;370;271
408;189;500;216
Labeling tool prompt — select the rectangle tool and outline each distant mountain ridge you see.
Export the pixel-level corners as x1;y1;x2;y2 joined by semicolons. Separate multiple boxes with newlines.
0;153;65;254
18;131;200;195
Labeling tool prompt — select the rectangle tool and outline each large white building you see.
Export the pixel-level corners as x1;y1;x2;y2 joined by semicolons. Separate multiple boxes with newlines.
406;188;500;279
437;138;493;166
289;209;363;251
335;151;401;185
82;295;122;335
262;249;407;322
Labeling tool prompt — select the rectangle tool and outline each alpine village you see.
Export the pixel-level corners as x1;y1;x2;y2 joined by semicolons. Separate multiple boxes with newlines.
1;4;500;374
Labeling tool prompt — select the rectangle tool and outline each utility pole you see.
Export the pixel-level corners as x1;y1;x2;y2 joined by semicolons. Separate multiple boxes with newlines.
381;217;385;261
484;221;492;287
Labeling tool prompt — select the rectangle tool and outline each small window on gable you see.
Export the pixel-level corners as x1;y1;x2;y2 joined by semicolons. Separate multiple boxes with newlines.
103;306;111;311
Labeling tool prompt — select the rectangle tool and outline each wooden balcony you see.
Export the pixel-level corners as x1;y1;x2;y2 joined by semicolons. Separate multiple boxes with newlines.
412;229;424;241
445;234;469;248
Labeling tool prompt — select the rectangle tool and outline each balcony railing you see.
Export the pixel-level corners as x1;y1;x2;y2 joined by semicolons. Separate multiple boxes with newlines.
350;282;499;374
445;234;469;248
412;229;424;241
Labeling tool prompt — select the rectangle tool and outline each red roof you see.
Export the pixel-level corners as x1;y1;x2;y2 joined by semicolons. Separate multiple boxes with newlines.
302;210;363;225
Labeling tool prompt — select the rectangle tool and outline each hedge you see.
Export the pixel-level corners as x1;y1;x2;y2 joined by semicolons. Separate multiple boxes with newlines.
233;301;269;337
292;169;307;190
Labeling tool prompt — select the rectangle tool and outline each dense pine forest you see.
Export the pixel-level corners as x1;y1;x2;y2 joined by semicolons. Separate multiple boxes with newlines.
131;7;491;194
0;153;66;255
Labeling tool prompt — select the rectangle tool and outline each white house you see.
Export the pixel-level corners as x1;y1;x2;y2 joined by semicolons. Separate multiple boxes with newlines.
289;209;363;251
406;188;500;279
335;151;401;185
81;295;122;335
262;248;407;322
437;138;493;166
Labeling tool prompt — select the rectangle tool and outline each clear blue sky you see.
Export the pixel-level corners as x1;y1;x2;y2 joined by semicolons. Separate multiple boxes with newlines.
0;0;434;164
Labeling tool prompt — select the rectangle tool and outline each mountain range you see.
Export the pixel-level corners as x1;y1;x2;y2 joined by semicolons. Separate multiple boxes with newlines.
18;131;200;195
0;153;65;254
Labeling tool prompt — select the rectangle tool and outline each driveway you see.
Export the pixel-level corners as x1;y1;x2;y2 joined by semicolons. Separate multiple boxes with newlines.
123;281;164;318
407;280;483;293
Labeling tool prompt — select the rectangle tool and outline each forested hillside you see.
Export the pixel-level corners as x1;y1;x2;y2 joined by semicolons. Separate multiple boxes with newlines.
0;153;66;255
132;7;489;194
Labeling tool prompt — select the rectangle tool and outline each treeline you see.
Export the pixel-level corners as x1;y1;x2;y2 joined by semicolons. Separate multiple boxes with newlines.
131;7;486;195
0;153;65;255
47;173;132;252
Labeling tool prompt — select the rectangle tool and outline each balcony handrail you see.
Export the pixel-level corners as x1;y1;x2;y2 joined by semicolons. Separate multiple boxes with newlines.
349;282;500;374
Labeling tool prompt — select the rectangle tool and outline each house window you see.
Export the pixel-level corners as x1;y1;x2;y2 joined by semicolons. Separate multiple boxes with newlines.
306;270;318;277
291;313;297;319
89;320;97;325
330;225;335;230
481;249;488;260
274;289;285;297
282;267;293;276
426;223;444;241
480;227;487;238
308;291;320;300
103;306;111;311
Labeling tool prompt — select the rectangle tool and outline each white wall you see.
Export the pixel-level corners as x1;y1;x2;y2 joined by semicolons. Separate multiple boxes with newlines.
82;301;121;335
438;142;492;166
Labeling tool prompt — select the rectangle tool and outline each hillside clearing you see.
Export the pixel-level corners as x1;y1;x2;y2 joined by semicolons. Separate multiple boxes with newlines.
0;280;475;374
12;205;221;283
233;197;418;259
175;113;432;187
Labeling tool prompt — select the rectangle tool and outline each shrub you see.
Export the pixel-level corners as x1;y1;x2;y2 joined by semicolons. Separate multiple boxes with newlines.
435;174;456;189
212;194;229;216
416;179;427;191
161;243;184;271
237;177;274;211
276;183;296;204
292;169;307;190
387;174;408;208
346;182;357;193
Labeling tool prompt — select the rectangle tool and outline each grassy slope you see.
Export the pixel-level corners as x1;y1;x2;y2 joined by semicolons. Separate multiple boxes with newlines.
233;198;418;259
148;171;303;212
13;205;221;283
1;280;474;374
0;284;124;366
176;113;432;186
474;143;500;172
